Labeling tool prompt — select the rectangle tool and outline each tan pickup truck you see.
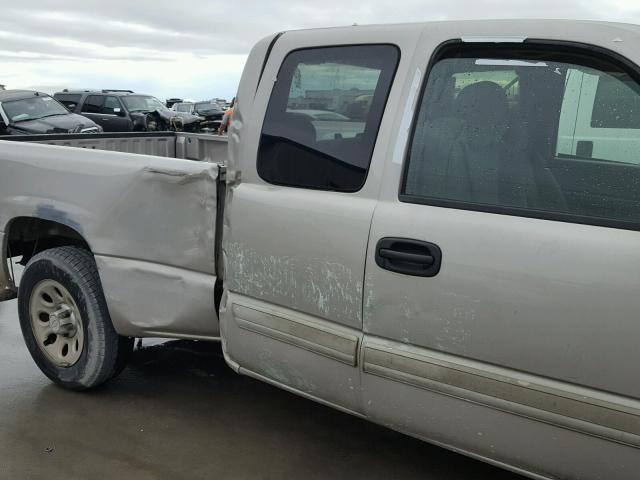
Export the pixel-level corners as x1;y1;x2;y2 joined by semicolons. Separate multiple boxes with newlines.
2;20;640;480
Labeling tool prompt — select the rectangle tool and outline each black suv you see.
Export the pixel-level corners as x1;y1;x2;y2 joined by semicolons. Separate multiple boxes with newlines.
0;89;102;135
54;90;203;133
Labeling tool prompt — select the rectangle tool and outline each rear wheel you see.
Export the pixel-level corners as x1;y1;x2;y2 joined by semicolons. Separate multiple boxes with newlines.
18;247;133;390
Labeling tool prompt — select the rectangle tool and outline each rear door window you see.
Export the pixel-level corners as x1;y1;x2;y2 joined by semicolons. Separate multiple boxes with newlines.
81;95;103;114
258;45;399;192
402;45;640;228
55;94;82;111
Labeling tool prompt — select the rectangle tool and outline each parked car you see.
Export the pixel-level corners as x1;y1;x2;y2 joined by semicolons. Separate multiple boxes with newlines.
170;100;225;132
171;102;195;114
0;90;102;135
286;109;359;140
2;20;640;480
193;100;225;131
54;89;203;132
165;97;183;109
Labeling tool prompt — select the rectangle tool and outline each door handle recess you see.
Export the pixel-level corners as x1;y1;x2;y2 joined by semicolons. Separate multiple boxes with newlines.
378;249;434;266
375;237;442;277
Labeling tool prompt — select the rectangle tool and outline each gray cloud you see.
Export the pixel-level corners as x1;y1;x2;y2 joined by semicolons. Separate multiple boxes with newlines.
1;0;639;99
4;0;638;58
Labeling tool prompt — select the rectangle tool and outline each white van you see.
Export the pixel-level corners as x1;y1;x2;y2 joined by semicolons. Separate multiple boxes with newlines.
558;67;640;164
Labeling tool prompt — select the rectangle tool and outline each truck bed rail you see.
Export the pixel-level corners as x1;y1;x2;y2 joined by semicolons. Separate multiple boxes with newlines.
3;131;228;163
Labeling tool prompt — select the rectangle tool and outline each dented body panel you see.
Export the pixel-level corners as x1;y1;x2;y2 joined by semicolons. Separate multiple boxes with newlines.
0;139;220;338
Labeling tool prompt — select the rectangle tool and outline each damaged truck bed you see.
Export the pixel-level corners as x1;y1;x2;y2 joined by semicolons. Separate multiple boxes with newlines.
0;132;227;339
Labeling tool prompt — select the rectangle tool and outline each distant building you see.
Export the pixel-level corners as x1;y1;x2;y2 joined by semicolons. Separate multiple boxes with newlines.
0;84;5;91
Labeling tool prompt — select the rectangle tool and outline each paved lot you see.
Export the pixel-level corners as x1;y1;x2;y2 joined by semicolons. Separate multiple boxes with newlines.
0;297;524;480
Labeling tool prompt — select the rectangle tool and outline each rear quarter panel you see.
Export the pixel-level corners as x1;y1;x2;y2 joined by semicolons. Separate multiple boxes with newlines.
0;139;220;338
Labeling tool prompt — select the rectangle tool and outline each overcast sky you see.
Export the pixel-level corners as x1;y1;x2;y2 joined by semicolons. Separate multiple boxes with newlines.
1;0;639;101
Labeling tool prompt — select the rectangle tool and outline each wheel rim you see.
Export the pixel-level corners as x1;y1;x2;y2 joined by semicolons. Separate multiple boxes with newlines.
29;280;84;367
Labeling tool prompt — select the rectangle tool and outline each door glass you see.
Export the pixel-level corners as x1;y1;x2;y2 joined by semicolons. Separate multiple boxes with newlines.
54;94;81;111
402;48;640;227
557;67;640;164
258;45;399;192
81;95;103;114
591;73;640;129
101;96;120;115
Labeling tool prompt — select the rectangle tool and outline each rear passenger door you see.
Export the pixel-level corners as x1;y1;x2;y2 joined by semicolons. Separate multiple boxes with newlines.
221;42;400;413
99;96;130;132
80;95;104;127
362;41;640;471
81;95;128;131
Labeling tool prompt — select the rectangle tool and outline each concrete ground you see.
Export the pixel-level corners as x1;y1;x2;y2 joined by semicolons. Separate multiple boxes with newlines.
0;297;524;480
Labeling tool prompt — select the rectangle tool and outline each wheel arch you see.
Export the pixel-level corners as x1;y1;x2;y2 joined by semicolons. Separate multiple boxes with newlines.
5;216;92;265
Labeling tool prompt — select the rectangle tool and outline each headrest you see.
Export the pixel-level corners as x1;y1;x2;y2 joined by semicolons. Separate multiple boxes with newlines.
281;112;316;144
455;81;509;123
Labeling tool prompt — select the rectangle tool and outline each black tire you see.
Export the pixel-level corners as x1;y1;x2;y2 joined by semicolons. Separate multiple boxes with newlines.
18;246;133;390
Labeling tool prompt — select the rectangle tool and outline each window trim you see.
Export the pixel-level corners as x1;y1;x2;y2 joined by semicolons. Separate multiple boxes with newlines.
257;43;401;193
398;39;640;232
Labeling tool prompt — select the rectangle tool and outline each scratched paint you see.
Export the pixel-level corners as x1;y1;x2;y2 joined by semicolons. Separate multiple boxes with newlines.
225;241;363;328
257;348;318;393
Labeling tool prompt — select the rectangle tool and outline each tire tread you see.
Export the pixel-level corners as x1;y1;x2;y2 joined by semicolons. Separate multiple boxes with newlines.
19;246;133;390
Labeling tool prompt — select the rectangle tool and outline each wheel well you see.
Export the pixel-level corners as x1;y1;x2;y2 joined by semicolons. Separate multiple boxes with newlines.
6;217;91;265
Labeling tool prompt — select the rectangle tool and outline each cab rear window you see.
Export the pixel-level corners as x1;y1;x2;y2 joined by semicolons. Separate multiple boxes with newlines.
258;45;399;192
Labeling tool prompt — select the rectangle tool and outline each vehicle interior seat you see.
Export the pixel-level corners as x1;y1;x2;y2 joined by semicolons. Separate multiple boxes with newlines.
407;80;566;211
280;112;317;146
259;111;327;187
